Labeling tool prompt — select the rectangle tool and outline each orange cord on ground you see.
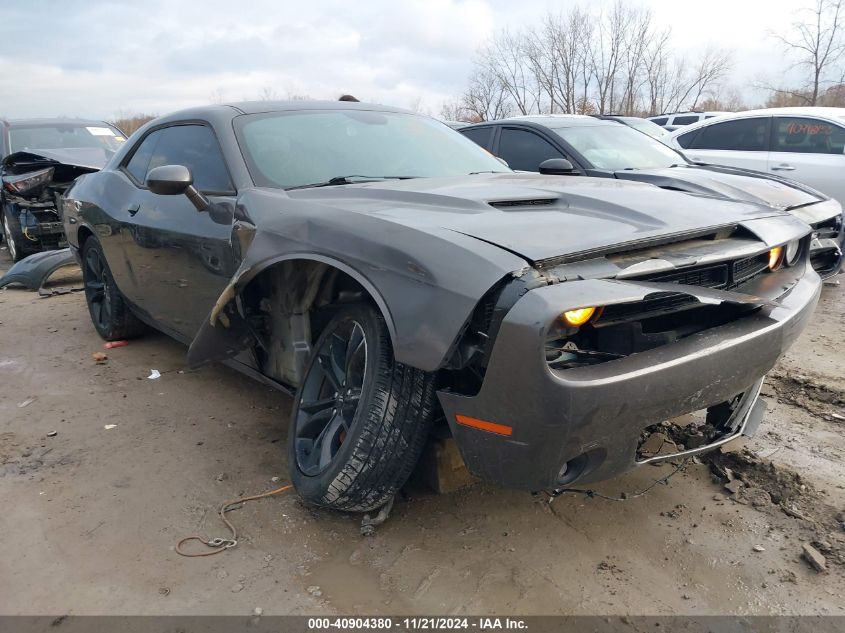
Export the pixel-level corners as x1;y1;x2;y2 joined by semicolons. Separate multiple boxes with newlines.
176;484;293;557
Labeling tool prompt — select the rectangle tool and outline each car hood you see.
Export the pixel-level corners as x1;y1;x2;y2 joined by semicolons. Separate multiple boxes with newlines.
2;148;110;172
612;164;825;211
285;173;793;263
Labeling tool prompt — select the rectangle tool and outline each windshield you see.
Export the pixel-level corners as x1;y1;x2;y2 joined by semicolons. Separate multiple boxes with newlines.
551;124;684;170
235;110;509;189
623;119;669;140
9;123;126;153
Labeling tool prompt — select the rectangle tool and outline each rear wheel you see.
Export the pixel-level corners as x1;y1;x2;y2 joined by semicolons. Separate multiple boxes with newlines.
288;302;437;511
81;238;146;340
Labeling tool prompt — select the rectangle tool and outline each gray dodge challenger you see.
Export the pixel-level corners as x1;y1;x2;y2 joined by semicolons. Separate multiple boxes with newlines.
60;101;821;512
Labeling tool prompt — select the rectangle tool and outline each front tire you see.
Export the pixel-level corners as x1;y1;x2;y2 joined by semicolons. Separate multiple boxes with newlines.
288;302;437;512
3;205;32;262
81;237;146;340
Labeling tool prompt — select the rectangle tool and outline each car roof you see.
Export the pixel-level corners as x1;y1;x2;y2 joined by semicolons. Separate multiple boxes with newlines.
142;101;417;128
4;117;115;127
482;114;617;128
666;106;845;138
226;100;412;115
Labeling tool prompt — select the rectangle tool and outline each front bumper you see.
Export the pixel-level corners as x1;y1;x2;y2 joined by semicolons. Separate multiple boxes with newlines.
437;266;821;491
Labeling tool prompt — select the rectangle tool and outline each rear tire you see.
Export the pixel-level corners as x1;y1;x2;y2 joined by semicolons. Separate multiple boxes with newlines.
81;237;146;341
288;302;437;511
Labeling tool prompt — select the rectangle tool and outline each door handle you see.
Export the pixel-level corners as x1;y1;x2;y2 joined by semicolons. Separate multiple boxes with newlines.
127;204;140;216
771;164;796;171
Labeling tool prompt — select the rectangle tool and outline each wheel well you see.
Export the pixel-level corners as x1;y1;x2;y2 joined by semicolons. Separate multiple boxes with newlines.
243;259;386;387
77;225;95;249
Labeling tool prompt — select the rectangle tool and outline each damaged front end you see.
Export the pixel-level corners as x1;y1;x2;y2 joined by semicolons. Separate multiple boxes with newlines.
1;151;99;260
438;220;821;491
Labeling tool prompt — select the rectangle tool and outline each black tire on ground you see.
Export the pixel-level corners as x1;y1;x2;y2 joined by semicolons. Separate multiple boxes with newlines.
80;237;147;341
288;302;437;512
3;204;34;262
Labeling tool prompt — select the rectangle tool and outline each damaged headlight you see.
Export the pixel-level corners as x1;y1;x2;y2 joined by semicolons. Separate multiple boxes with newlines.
784;239;802;267
3;167;54;195
769;239;802;270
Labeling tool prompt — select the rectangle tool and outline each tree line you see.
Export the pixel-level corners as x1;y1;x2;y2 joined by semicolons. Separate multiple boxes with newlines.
442;0;845;122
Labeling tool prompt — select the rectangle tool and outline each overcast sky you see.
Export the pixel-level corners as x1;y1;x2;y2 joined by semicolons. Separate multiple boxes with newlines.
0;0;806;120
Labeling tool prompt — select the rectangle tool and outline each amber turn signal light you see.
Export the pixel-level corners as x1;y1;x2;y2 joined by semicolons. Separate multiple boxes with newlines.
561;306;596;327
768;246;784;271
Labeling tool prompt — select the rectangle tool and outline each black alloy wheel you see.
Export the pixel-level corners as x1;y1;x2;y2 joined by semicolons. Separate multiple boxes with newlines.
83;244;113;332
294;319;368;475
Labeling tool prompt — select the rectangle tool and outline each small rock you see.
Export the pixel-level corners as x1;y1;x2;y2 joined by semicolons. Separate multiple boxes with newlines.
270;476;280;483
830;413;844;422
92;352;108;363
725;480;744;494
263;554;273;562
158;587;170;596
253;607;263;616
231;582;244;593
802;543;827;572
307;585;323;597
46;431;57;438
216;569;229;580
713;494;725;501
681;594;691;600
216;473;228;482
753;545;765;552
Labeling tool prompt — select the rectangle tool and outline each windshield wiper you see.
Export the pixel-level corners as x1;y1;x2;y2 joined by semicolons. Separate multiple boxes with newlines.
286;175;417;191
469;170;509;175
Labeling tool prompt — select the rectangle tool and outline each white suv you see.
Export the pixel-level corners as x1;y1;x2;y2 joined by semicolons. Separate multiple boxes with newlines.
666;107;845;209
648;111;729;130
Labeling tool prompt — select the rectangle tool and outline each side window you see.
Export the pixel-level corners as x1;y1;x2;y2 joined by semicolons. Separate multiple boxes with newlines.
124;131;159;183
497;128;563;171
676;129;700;149
689;117;770;152
651;117;668;126
671;115;700;126
146;125;233;193
772;117;845;155
460;126;494;150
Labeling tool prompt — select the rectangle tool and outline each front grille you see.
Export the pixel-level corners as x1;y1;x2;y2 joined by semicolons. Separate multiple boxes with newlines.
731;253;769;286
599;292;698;324
640;263;729;288
632;253;769;292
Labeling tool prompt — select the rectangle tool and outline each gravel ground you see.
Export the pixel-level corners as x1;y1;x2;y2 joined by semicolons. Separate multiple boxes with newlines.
1;247;843;616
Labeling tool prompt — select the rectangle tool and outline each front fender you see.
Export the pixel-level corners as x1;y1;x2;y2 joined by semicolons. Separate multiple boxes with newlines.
187;191;529;373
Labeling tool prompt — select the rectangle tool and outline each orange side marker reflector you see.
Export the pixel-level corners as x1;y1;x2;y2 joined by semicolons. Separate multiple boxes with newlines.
455;414;513;436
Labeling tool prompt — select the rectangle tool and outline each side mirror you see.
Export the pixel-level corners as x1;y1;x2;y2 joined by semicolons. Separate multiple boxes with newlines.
146;164;209;211
539;158;576;175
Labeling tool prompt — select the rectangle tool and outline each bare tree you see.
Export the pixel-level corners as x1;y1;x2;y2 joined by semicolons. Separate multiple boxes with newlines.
461;66;514;121
771;0;845;105
258;86;279;101
481;30;541;115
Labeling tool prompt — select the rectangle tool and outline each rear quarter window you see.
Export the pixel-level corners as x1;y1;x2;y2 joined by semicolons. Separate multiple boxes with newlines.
460;126;495;150
671;115;700;126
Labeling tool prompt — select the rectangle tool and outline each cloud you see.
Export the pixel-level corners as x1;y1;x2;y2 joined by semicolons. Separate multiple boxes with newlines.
0;0;811;120
0;0;497;119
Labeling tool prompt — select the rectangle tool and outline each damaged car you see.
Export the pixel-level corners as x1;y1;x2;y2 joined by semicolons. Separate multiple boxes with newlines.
61;102;820;512
1;118;126;261
460;115;844;279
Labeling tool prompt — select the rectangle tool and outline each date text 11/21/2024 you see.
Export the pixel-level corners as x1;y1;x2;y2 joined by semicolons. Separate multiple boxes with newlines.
307;617;529;630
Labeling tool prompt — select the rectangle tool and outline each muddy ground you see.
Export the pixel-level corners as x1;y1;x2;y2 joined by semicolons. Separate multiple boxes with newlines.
1;247;844;616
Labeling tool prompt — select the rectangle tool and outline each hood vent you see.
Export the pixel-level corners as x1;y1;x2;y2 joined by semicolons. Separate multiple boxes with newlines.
488;198;556;209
